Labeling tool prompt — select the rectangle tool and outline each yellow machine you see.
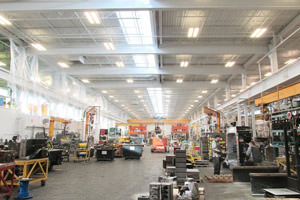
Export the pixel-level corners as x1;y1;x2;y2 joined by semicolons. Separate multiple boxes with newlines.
73;142;90;162
49;117;71;138
186;143;202;164
118;136;130;144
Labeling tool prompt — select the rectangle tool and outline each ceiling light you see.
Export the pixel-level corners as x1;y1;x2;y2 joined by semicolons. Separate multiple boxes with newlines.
264;72;272;77
121;104;125;107
211;79;218;84
180;61;189;67
194;100;199;102
147;88;164;117
84;11;101;24
202;90;207;94
176;79;183;83
198;95;203;98
57;62;69;68
187;27;199;38
109;95;114;98
81;79;90;83
250;28;267;38
116;61;124;67
31;43;46;51
0;62;6;66
250;82;256;86
126;79;134;83
102;90;108;94
134;90;140;94
138;95;142;98
231;94;236;97
103;42;115;50
0;15;11;25
225;61;235;68
285;58;298;65
114;100;119;102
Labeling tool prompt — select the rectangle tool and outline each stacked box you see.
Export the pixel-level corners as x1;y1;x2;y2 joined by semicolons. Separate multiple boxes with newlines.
166;155;176;166
166;166;176;176
149;182;173;200
187;169;200;182
149;183;161;200
138;196;150;200
175;150;186;186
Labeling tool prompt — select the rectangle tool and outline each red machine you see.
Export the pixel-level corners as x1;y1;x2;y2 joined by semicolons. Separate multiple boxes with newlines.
172;123;188;134
151;137;169;153
129;124;147;135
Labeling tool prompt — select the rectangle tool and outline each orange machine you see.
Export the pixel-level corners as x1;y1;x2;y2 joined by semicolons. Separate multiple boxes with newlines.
171;123;189;134
129;124;147;135
151;136;169;153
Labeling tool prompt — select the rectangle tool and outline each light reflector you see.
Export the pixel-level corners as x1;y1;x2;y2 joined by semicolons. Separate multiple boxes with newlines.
176;79;183;83
0;15;11;25
81;79;90;83
225;61;235;68
187;27;200;38
84;11;101;24
250;28;267;38
116;61;124;67
31;43;46;51
180;61;189;67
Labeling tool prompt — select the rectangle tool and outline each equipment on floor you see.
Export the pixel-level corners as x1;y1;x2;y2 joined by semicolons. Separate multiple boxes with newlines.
73;142;90;162
49;117;71;139
19;139;48;159
149;182;173;200
186;143;201;165
0;150;15;163
95;145;114;161
48;149;63;170
175;149;187;186
122;144;143;159
0;163;15;200
171;123;188;142
129;124;147;136
17;178;33;199
226;126;251;166
151;136;169;153
205;174;233;183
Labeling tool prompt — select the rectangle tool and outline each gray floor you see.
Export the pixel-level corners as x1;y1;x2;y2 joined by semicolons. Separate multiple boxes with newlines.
13;147;264;200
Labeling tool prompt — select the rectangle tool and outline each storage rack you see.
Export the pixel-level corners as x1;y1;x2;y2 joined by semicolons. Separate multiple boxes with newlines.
129;124;146;135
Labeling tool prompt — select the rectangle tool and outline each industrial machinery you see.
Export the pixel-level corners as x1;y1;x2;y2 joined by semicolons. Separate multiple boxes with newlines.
171;123;188;141
19;139;48;159
49;117;71;139
129;124;147;136
186;143;202;164
204;107;221;133
226;126;252;166
122;144;143;159
151;136;169;153
95;145;114;161
73;142;90;162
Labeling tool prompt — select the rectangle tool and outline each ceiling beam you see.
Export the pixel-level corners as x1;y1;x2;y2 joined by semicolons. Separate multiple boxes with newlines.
87;81;228;89
28;44;267;55
1;0;300;11
66;65;244;76
218;60;300;110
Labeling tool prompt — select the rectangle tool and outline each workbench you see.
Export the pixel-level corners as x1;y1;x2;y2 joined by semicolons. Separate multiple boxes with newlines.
3;158;48;186
0;163;15;200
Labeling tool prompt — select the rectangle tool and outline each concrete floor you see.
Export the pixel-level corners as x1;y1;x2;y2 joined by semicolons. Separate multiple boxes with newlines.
11;147;264;200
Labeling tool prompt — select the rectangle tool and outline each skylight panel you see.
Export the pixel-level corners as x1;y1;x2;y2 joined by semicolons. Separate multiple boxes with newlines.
117;11;153;45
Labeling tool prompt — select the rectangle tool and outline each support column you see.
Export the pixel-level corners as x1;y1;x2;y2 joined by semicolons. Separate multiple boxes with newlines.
251;103;256;137
214;96;218;108
242;73;247;89
268;36;279;73
244;104;249;126
237;103;242;126
225;87;230;100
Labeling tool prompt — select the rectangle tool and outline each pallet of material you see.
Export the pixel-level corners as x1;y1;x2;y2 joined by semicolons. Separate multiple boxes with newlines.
205;174;233;183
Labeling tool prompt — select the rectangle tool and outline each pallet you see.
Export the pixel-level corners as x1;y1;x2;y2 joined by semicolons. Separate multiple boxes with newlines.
205;174;233;183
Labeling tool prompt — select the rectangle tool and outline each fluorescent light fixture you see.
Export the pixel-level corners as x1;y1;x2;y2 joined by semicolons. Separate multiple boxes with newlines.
285;58;298;65
0;15;11;25
202;90;207;94
121;104;125;107
115;61;124;67
117;11;153;45
225;61;235;68
231;94;236;97
114;100;119;102
134;90;140;94
109;95;114;98
180;61;189;67
138;95;142;98
0;61;6;66
198;95;203;98
250;28;267;38
176;79;183;83
84;11;101;24
57;62;69;68
194;100;199;102
147;88;164;117
211;79;218;84
264;72;272;77
250;82;256;86
127;79;134;83
103;42;115;50
81;79;90;83
187;27;199;38
102;90;108;94
31;43;46;51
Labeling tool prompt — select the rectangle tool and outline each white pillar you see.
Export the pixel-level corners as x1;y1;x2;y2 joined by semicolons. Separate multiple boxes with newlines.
251;103;256;137
242;73;247;89
214;96;218;108
244;104;249;126
268;36;279;73
237;103;242;126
